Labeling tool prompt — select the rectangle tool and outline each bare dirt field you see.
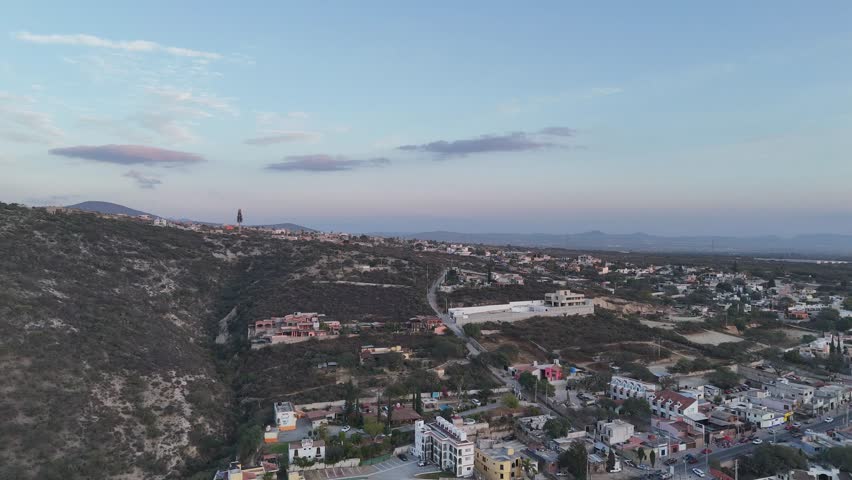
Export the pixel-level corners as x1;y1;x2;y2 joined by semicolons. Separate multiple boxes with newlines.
684;330;744;345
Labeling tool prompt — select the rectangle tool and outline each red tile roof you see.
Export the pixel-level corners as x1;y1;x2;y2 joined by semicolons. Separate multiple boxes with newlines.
652;390;697;409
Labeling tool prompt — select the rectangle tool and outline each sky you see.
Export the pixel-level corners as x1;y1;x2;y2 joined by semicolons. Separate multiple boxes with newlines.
2;1;852;235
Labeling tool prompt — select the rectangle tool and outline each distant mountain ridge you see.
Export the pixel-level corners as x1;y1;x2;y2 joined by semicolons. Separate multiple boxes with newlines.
382;230;852;257
64;201;314;231
66;201;151;217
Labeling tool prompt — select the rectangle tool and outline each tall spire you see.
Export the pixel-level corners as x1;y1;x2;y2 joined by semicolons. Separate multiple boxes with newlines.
237;208;243;233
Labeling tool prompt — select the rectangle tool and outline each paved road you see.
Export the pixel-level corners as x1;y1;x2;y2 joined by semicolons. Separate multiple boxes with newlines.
706;414;848;464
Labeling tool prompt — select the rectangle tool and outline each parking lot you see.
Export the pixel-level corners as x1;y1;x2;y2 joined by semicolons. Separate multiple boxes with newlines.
302;457;435;480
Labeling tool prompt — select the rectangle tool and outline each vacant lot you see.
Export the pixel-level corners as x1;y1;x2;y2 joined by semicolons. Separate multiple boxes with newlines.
684;330;744;345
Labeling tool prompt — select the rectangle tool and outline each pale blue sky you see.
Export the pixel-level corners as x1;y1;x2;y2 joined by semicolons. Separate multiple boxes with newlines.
2;1;852;234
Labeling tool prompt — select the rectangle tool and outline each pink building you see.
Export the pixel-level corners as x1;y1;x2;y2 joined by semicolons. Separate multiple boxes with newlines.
510;360;564;382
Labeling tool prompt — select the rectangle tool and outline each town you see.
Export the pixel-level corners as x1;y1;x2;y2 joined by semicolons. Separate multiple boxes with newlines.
25;206;852;480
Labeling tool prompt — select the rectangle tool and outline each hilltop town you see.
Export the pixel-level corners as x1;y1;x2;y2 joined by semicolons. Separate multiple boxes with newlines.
4;203;852;480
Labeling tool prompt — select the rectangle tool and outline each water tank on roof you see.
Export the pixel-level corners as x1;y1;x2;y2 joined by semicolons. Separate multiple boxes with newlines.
569;367;578;374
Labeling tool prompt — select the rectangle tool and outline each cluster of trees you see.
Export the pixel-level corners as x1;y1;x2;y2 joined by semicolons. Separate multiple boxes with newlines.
668;356;712;374
558;441;589;480
706;367;742;390
518;371;556;397
739;445;807;479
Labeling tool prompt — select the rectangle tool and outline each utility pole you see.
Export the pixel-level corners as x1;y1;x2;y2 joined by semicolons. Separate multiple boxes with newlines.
734;458;738;480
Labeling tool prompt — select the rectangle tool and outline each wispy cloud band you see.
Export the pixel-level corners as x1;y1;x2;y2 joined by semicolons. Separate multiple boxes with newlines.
12;31;221;59
265;154;390;172
398;127;577;158
49;144;206;166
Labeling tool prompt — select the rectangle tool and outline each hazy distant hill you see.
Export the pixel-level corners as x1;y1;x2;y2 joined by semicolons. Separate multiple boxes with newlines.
65;200;151;217
386;230;852;257
64;201;315;231
254;222;316;232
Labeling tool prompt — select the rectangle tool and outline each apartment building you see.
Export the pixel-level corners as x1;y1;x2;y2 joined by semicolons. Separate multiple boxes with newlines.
595;419;635;446
414;417;475;478
274;401;298;431
765;379;814;406
475;440;526;480
609;376;658;401
647;390;698;419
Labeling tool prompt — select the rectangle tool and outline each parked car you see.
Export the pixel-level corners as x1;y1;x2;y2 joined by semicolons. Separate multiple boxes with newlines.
625;460;637;468
825;417;834;423
341;425;351;432
638;464;651;471
792;422;802;428
418;462;427;467
805;429;816;435
664;458;678;466
398;454;408;461
471;399;481;406
701;448;712;454
752;439;763;445
692;468;706;477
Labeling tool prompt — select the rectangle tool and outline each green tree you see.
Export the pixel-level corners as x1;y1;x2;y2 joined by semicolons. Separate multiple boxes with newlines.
477;388;493;404
607;450;616;472
741;445;807;477
637;447;647;464
502;393;520;409
649;449;657;468
237;424;262;462
463;323;482;338
707;367;741;389
363;418;384;437
558;441;588;480
544;418;570;438
820;446;852;472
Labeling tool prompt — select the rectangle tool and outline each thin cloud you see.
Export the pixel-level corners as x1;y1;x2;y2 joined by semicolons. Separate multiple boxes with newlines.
265;154;390;172
13;31;221;60
147;86;237;116
123;170;162;189
244;131;321;145
49;144;205;166
398;132;558;158
538;126;576;137
0;92;65;144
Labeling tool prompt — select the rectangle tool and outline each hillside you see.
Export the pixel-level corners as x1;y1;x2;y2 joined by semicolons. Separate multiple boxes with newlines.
65;200;152;216
0;203;443;479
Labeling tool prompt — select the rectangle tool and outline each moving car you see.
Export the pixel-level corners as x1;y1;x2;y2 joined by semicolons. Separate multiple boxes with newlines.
341;425;351;432
398;454;408;461
664;458;678;466
418;461;427;467
701;448;713;454
792;422;802;428
471;398;481;406
692;468;706;477
825;417;834;423
805;429;816;435
752;439;763;445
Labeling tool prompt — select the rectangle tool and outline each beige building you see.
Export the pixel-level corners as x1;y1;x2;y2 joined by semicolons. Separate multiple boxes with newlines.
475;440;526;480
544;290;588;307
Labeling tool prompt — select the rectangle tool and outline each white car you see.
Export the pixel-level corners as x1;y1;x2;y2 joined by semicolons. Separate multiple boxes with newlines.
472;399;482;406
692;468;706;477
341;425;351;432
792;422;802;428
825;417;834;423
805;429;816;435
752;439;763;445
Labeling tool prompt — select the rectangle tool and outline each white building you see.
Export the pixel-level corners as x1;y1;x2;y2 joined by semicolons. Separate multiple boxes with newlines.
289;438;325;463
595;419;635;446
414;417;475;478
274;401;298;431
448;290;594;325
609;376;658;401
647;391;699;419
